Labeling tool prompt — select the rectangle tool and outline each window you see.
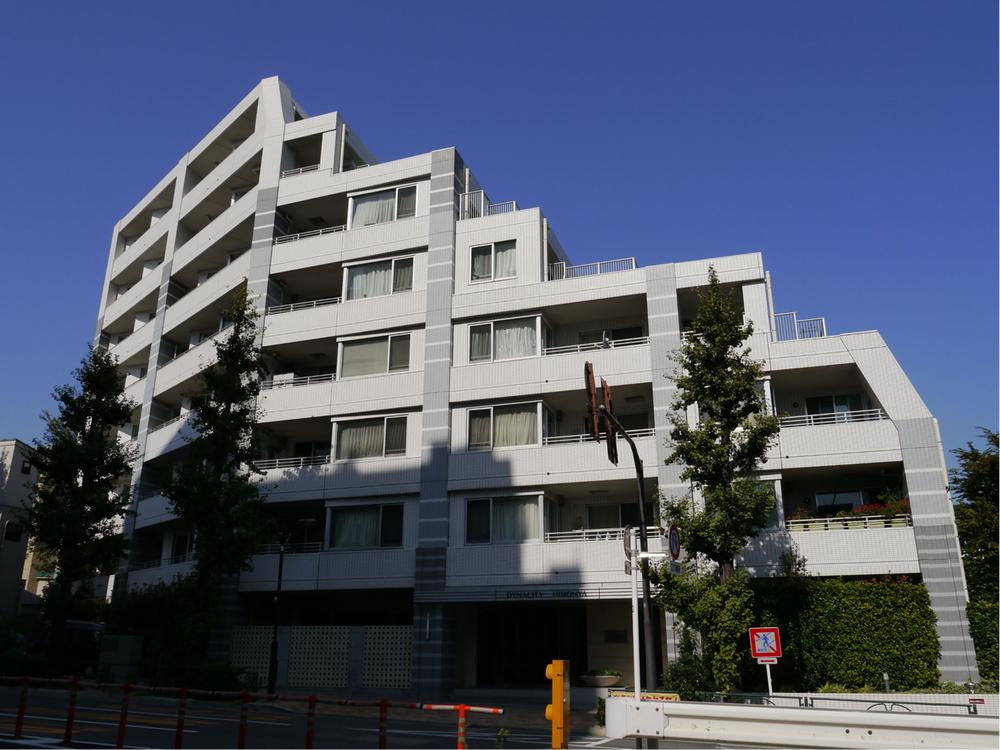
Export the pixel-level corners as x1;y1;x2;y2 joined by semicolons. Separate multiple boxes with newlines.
468;404;538;449
340;334;411;377
806;393;865;416
350;185;418;228
336;416;407;459
465;497;539;544
469;317;537;362
4;522;22;543
471;240;516;282
330;504;404;548
586;502;657;529
20;459;31;475
815;490;869;516
344;257;414;300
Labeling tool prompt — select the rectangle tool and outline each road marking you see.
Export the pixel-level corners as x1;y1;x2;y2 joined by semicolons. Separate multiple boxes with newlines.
0;711;197;733
348;725;552;740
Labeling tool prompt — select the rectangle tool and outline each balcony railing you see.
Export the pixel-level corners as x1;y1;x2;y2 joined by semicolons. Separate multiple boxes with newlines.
547;257;637;281
129;551;194;571
543;336;649;356
779;408;887;428
255;541;324;555
147;412;192;433
458;190;519;220
786;514;912;532
260;372;336;390
774;311;827;341
544;526;661;543
280;164;320;177
265;296;341;315
542;427;654;445
253;454;330;471
274;225;346;245
159;323;233;367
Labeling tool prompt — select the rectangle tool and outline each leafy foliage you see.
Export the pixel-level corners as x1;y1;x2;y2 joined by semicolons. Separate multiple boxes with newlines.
25;347;135;627
661;626;712;699
950;429;998;604
657;267;780;693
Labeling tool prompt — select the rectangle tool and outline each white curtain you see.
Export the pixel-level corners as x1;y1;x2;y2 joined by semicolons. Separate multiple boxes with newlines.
392;258;413;292
347;261;392;300
352;190;396;227
468;410;491;448
470;325;492;361
341;338;388;377
337;419;384;459
471;246;493;280
492;497;539;542
494;241;516;278
494;318;536;359
332;507;380;547
493;405;537;447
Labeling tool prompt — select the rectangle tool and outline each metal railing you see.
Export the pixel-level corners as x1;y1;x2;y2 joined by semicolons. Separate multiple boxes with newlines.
253;454;330;471
458;190;519;220
779;408;887;428
260;372;336;390
544;526;660;543
159;323;233;367
774;311;827;341
543;336;649;356
280;164;320;177
255;541;324;555
130;551;194;571
265;296;341;315
543;427;655;445
547;257;637;280
786;514;913;532
147;412;192;433
273;224;347;245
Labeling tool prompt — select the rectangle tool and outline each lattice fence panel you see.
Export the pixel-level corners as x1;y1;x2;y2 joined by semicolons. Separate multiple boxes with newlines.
362;625;412;689
229;626;271;688
288;626;351;688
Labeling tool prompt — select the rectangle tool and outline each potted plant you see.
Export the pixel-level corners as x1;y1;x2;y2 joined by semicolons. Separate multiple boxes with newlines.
581;669;622;687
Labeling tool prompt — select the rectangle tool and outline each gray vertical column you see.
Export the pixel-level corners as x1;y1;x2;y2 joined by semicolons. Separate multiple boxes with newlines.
412;148;461;700
896;418;980;684
644;263;686;663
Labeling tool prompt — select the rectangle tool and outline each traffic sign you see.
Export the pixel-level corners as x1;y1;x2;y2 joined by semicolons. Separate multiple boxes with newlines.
756;657;778;665
668;525;681;560
749;627;782;659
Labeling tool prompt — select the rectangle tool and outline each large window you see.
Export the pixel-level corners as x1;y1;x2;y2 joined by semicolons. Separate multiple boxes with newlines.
815;489;870;516
350;185;417;228
466;497;539;544
468;403;538;449
335;416;407;459
471;240;516;282
586;502;657;530
806;393;866;415
330;504;404;548
469;317;537;362
340;334;410;377
344;257;413;300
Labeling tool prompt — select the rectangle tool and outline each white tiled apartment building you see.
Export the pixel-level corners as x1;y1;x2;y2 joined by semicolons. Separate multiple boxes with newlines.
97;77;979;695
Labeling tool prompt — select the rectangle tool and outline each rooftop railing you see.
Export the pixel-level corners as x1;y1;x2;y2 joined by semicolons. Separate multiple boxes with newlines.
458;190;519;220
547;257;637;281
280;164;320;177
774;311;827;341
253;454;330;471
260;372;336;390
779;408;887;428
274;225;347;245
544;526;660;543
542;427;654;445
786;514;912;532
265;296;341;315
542;336;649;356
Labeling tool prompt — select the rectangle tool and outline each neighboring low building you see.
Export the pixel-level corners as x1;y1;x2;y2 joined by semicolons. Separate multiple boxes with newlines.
0;439;37;619
97;77;979;696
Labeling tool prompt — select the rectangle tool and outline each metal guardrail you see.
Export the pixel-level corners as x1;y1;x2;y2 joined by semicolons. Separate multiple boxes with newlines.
547;257;637;280
774;311;828;341
779;408;886;427
543;427;654;445
255;542;324;555
544;526;660;543
253;454;330;471
458;190;519;220
260;373;336;390
543;336;649;356
265;296;341;315
273;225;346;244
786;514;912;532
280;164;320;177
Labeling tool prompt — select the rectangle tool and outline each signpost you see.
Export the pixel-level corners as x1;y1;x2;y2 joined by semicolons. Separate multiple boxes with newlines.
749;627;782;695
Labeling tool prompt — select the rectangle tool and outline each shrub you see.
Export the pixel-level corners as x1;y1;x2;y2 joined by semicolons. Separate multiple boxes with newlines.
966;599;999;689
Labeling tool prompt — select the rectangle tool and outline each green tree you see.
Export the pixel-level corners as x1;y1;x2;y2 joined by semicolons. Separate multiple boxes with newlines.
25;347;136;630
161;285;268;652
950;428;998;687
656;267;780;693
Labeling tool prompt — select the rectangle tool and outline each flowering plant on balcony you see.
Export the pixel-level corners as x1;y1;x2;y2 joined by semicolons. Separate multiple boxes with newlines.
835;497;910;518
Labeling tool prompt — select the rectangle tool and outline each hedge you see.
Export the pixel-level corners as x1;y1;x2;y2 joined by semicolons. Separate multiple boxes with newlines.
966;599;999;688
746;577;940;692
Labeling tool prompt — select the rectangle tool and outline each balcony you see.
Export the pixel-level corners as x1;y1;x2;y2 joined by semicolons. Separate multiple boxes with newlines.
280;164;321;178
542;335;648;357
126;552;195;590
264;296;340;316
547;257;637;281
774;311;827;341
238;546;416;592
274;224;346;245
154;326;231;397
445;528;667;598
258;370;422;423
775;409;900;469
779;408;886;428
458;190;519;220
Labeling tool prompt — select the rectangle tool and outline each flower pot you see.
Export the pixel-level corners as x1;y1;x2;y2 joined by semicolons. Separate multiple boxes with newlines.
582;674;621;687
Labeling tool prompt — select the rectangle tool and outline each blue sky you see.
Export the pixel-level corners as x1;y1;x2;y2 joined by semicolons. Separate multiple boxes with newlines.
0;1;995;465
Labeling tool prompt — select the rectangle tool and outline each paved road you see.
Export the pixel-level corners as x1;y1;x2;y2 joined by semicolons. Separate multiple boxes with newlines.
0;685;765;749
